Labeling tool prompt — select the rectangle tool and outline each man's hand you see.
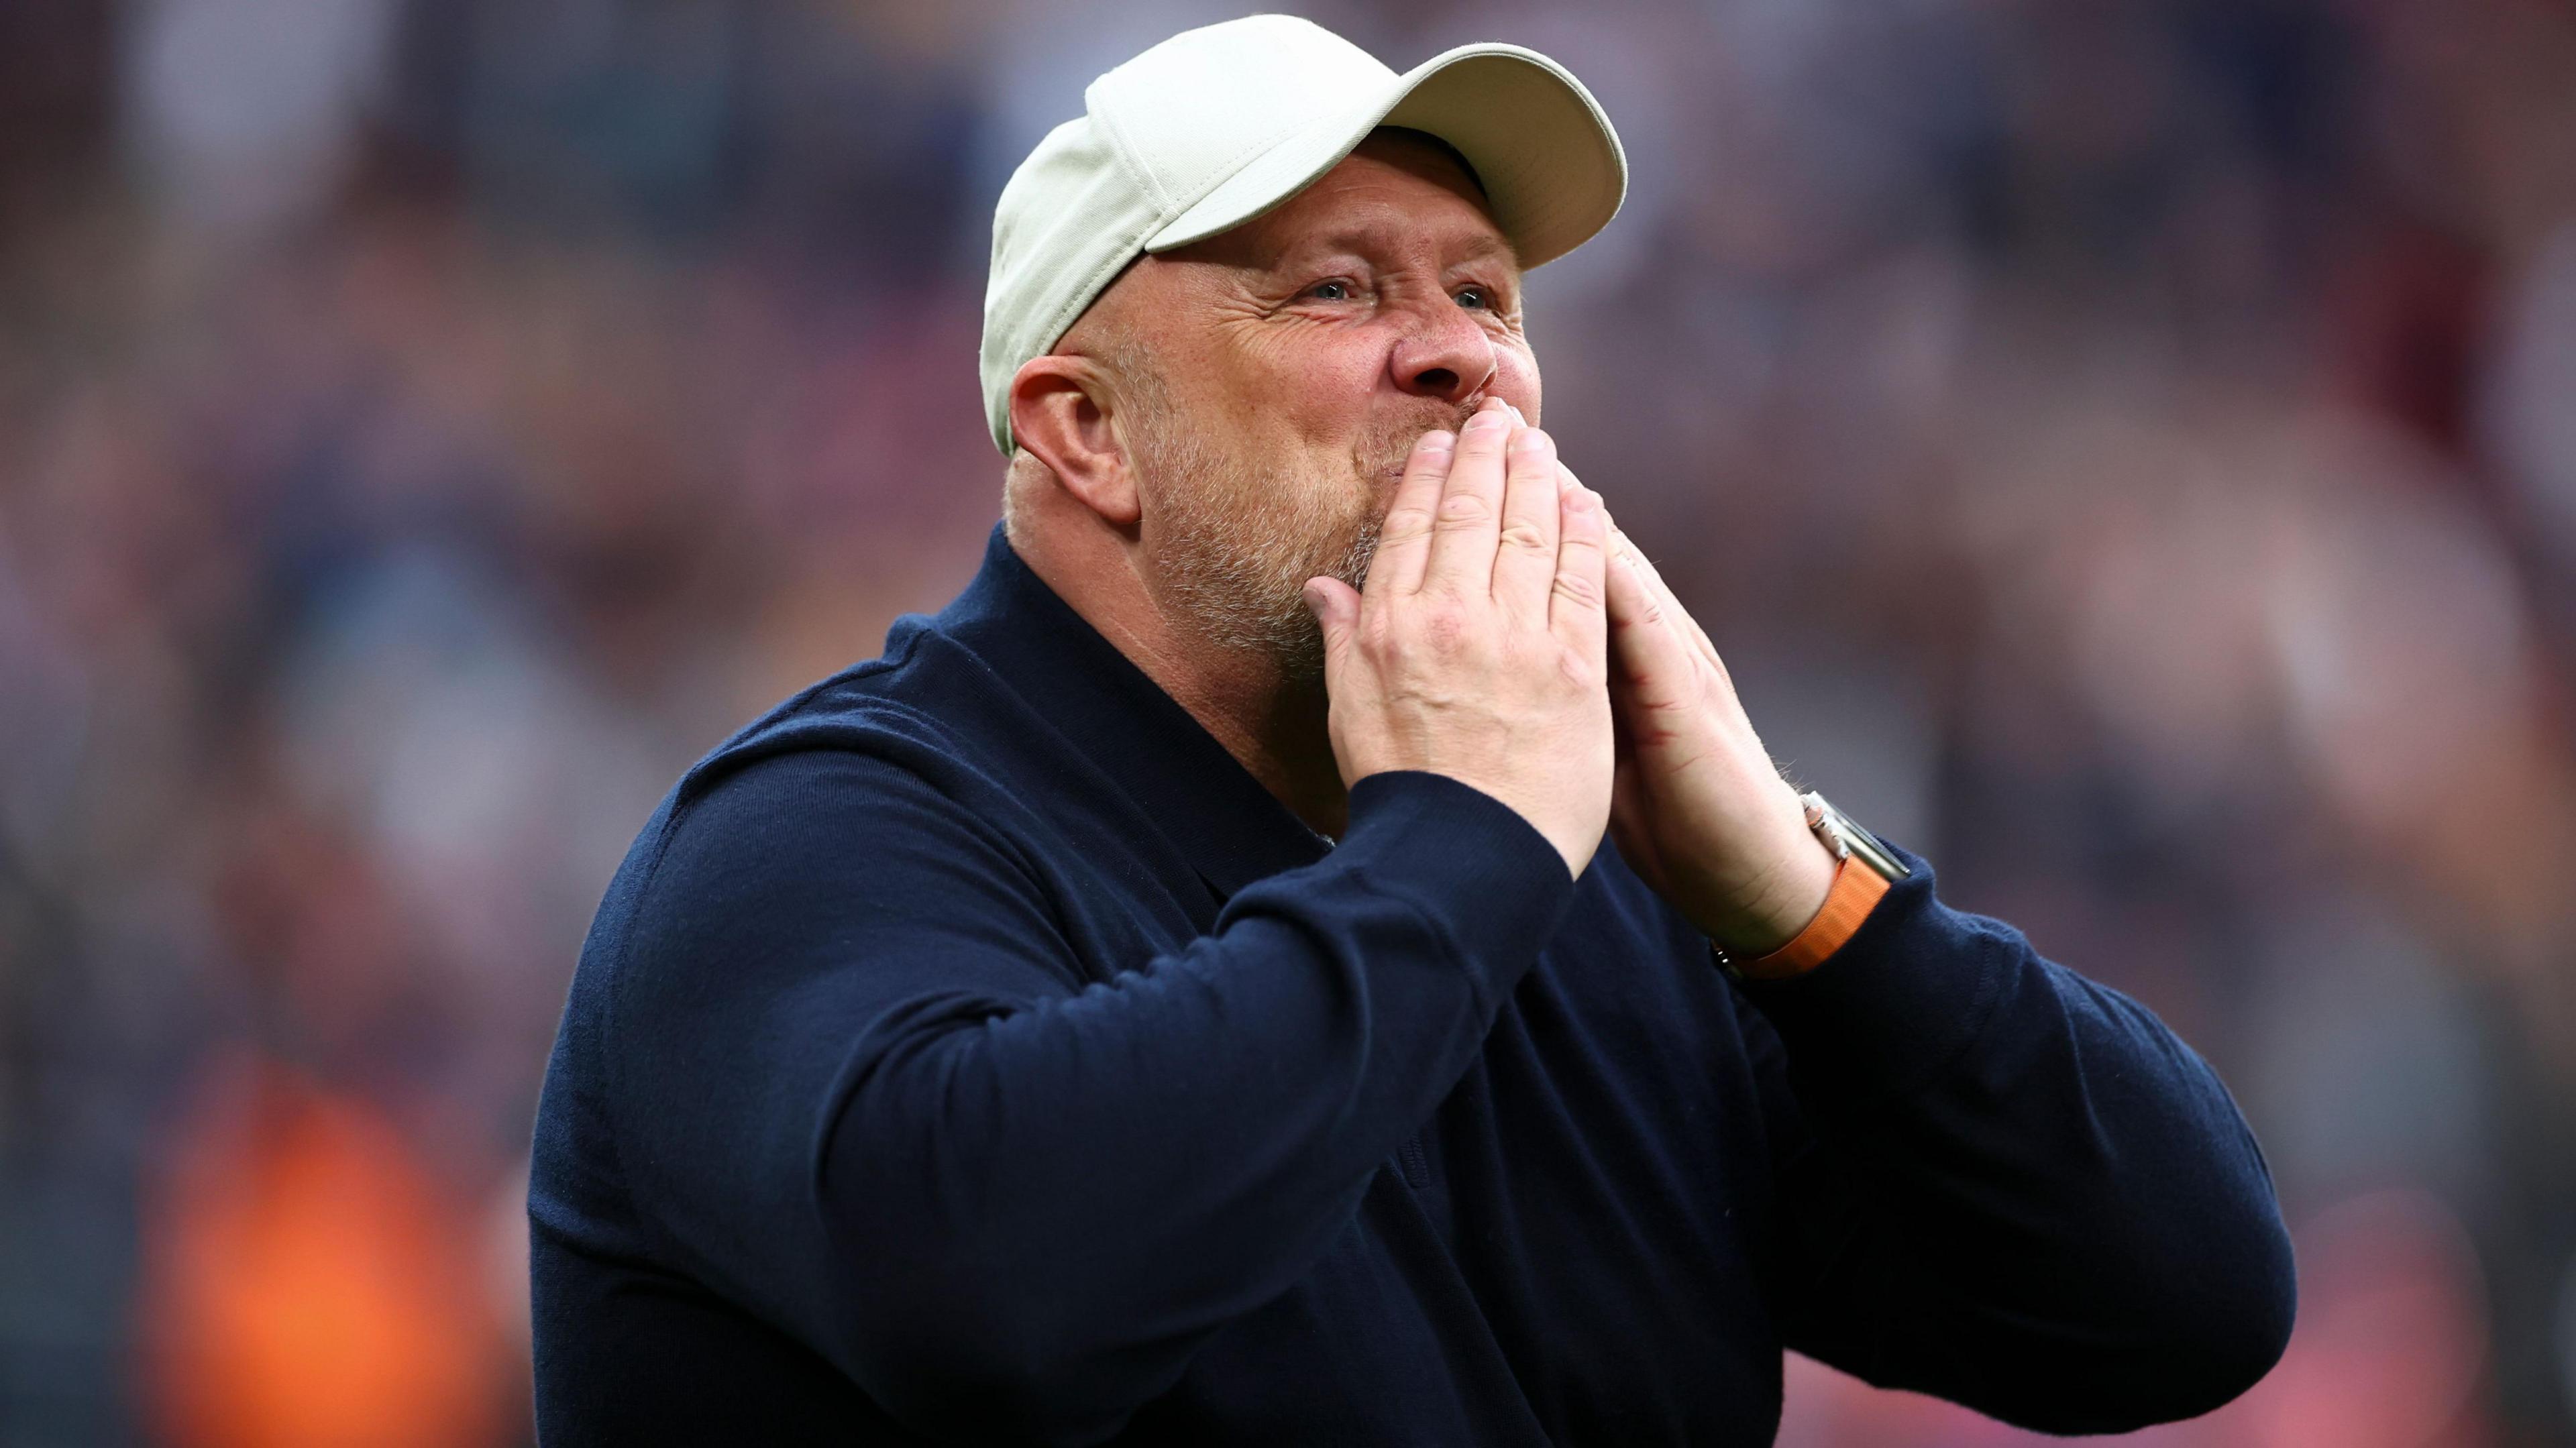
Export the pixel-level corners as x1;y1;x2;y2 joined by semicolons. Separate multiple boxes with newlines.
1570;470;1837;955
1303;398;1615;879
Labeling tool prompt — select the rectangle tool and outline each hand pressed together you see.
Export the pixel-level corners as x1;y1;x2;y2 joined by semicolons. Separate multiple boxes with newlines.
1589;489;1835;956
1301;396;1615;879
1306;398;1833;949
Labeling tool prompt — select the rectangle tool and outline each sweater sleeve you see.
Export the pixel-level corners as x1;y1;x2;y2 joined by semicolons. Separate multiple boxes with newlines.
595;748;1574;1445
1736;846;2297;1433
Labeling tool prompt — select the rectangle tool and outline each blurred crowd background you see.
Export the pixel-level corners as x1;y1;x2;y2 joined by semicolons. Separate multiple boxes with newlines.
1;0;2571;1443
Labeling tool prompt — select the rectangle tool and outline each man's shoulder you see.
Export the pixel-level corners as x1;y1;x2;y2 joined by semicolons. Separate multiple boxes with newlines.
534;617;1065;1286
578;616;1055;981
694;618;943;773
671;610;1030;822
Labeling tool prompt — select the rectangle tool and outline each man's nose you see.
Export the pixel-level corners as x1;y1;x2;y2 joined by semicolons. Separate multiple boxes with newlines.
1387;304;1498;406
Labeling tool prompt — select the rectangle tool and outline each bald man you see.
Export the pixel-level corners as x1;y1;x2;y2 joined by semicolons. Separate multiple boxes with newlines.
531;19;2295;1445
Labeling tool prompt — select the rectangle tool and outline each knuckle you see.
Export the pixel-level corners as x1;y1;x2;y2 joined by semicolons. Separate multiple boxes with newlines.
1436;492;1492;527
1497;519;1551;553
1358;611;1399;657
1381;506;1437;542
1552;571;1604;611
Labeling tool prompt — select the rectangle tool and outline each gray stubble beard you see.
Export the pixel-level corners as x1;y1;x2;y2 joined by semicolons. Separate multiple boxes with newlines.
1148;436;1382;687
1128;389;1393;688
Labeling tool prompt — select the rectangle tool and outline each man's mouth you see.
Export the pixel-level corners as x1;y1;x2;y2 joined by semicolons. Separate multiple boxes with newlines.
1352;403;1488;496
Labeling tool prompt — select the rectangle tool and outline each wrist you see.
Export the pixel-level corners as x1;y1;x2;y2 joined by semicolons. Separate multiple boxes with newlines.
1701;826;1839;957
1711;791;1912;981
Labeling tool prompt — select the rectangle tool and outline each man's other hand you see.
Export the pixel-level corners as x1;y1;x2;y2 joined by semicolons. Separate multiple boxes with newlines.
1303;396;1615;879
1576;478;1837;956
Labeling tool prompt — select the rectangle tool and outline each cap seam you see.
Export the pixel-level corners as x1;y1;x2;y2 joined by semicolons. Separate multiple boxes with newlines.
1150;109;1381;253
998;208;1161;450
1010;91;1353;430
991;107;1172;452
1165;101;1349;225
1091;99;1177;216
1035;215;1161;362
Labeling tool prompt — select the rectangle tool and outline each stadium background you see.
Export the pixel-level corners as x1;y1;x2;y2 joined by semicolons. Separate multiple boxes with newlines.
1;0;2572;1443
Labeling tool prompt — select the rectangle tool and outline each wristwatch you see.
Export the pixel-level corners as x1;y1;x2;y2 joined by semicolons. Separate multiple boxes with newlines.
1799;791;1911;883
1709;791;1909;981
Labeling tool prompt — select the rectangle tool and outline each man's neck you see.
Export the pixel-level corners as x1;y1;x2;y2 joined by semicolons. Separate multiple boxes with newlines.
1082;603;1352;842
1013;527;1352;840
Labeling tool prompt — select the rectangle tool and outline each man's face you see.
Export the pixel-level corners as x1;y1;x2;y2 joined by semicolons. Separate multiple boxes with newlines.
1090;132;1538;678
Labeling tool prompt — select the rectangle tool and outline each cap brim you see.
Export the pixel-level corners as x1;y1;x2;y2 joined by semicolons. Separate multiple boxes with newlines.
1144;42;1627;270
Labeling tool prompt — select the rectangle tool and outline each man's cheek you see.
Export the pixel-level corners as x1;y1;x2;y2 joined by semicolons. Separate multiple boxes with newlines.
1493;348;1540;423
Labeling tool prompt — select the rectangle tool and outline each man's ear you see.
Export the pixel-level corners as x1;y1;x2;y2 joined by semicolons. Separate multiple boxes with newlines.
1008;356;1141;528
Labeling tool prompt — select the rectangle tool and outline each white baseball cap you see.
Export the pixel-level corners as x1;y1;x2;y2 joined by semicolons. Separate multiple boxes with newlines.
979;14;1628;455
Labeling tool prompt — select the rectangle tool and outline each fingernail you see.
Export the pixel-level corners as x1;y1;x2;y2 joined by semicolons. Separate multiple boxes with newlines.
1465;409;1507;435
1418;429;1456;453
1507;402;1527;425
1509;427;1550;453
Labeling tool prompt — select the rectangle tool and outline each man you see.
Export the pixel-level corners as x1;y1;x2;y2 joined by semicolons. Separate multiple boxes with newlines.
529;17;2296;1445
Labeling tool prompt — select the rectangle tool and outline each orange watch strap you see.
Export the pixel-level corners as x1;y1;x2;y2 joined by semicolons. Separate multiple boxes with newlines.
1725;855;1892;982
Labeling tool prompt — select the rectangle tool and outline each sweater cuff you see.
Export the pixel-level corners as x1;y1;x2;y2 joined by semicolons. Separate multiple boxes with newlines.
1336;771;1578;1007
1731;842;2016;1119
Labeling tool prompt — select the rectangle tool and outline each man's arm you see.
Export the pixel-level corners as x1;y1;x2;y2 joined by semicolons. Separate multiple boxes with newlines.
599;402;1615;1443
1578;471;2292;1426
604;752;1570;1444
1737;851;2296;1431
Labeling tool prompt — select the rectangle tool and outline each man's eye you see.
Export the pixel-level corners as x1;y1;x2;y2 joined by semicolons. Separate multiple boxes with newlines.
1307;280;1354;302
1455;286;1491;310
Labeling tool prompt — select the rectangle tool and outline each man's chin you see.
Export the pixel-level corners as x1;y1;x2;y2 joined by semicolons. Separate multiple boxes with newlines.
1142;464;1379;682
1275;628;1329;689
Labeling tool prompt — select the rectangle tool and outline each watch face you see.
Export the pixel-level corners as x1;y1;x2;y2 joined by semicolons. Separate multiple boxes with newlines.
1803;793;1913;882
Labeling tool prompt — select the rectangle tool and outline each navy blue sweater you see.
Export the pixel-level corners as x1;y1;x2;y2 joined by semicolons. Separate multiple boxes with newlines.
529;526;2295;1445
